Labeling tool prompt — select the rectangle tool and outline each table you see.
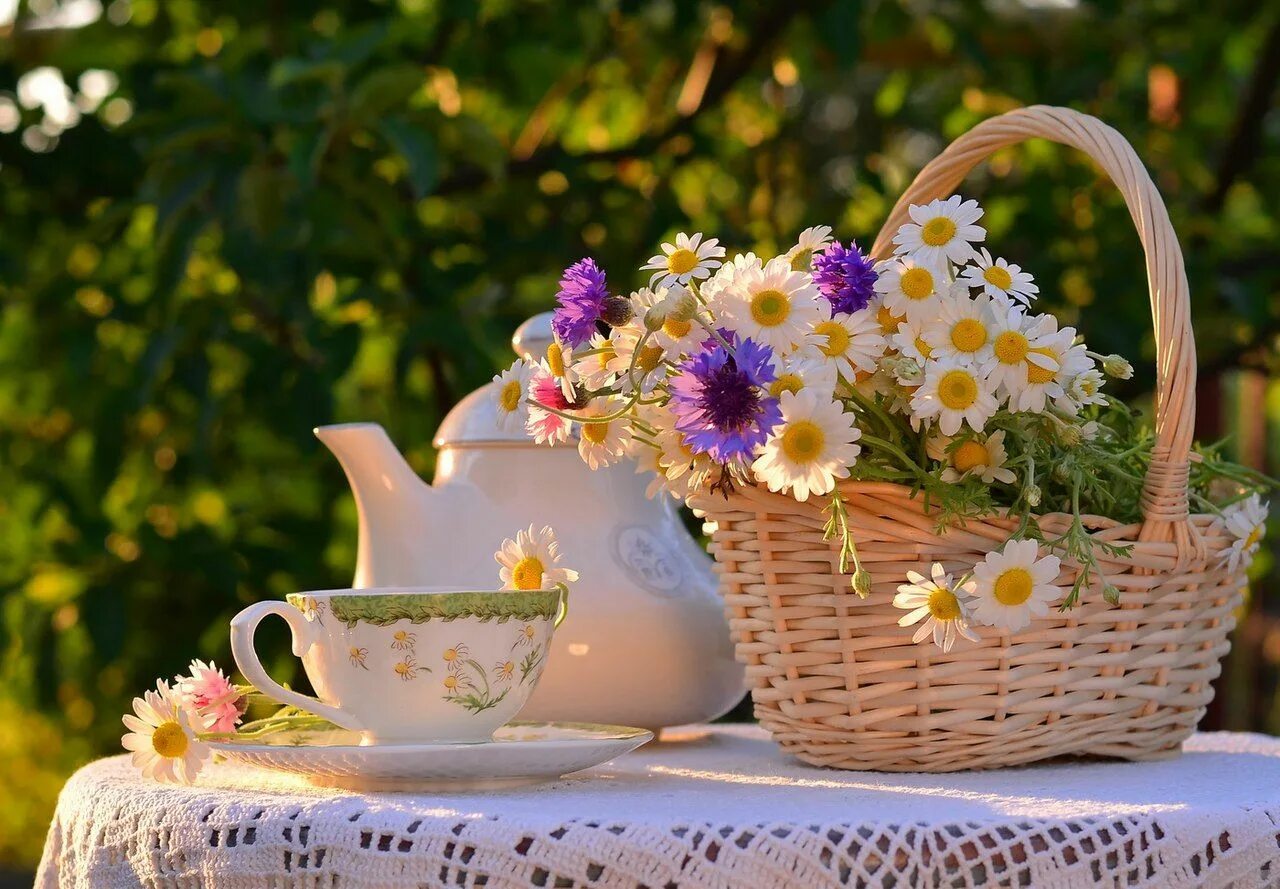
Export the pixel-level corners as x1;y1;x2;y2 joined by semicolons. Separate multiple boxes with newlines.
36;725;1280;888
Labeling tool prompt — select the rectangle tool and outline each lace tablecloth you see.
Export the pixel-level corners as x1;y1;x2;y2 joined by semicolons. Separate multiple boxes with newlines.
36;726;1280;888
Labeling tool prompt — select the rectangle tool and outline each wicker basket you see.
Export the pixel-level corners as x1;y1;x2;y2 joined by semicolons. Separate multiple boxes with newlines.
690;105;1243;773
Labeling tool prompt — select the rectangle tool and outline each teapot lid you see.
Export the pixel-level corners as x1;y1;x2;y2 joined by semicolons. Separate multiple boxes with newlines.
434;312;565;449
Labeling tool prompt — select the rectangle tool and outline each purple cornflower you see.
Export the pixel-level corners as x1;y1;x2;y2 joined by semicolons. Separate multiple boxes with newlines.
668;336;782;463
812;240;876;315
552;258;610;347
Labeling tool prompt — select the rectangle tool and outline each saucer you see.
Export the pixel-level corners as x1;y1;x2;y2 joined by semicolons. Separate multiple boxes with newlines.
208;721;653;791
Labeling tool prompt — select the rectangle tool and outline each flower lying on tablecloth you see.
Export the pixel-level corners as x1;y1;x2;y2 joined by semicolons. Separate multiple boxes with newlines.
494;195;1273;653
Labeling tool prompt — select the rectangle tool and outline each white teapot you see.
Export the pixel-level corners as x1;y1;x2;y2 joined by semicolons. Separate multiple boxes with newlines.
314;313;745;731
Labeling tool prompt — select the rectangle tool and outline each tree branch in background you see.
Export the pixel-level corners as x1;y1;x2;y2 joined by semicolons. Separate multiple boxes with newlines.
434;0;827;195
1204;15;1280;213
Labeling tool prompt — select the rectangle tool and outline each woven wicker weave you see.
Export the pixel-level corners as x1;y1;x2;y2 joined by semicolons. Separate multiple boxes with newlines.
690;105;1243;772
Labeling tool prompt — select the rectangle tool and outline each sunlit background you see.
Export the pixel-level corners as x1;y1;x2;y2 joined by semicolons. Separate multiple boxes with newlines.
2;0;1278;878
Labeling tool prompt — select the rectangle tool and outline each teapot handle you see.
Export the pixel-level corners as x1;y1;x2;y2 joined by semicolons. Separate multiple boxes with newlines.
229;601;362;731
553;584;570;629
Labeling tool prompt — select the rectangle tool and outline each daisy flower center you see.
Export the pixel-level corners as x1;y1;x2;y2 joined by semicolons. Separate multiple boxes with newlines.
876;305;902;335
511;556;545;590
666;248;699;275
952;440;990;472
151;721;188;758
1026;347;1057;385
444;675;458;690
899;268;934;300
546;342;566;377
781;420;825;464
1246;526;1264;548
921;217;957;246
927;588;962;621
636;344;665;373
789;249;812;271
395;662;413;676
814;320;850;357
499;380;523;412
750;289;791;326
769;373;805;397
1081;378;1098;396
993;330;1029;365
938;370;978;410
443;648;458;662
983;265;1013;290
581;420;611;444
663;317;692;339
915;336;933;359
950;318;987;353
993;567;1034;606
597;344;614;371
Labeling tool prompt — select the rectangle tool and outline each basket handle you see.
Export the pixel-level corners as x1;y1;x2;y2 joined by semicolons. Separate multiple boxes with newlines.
870;105;1196;551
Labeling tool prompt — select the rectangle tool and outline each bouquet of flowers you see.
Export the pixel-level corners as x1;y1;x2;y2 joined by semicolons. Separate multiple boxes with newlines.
496;196;1271;651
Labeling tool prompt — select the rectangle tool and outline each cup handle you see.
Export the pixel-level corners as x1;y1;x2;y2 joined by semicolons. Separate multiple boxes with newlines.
229;601;362;732
553;584;570;629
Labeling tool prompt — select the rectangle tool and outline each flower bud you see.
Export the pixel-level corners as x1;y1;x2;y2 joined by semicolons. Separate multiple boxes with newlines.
600;296;635;328
1103;583;1121;605
1102;354;1133;380
664;289;698;323
852;567;872;598
1056;421;1082;448
1024;484;1042;508
643;305;667;332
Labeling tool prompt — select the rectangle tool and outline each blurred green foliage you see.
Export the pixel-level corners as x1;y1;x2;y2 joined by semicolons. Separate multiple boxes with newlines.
2;0;1279;869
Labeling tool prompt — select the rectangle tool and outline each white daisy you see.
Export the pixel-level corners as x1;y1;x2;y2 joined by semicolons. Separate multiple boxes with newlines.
718;255;822;354
786;224;834;270
121;680;211;784
891;315;934;365
892;195;986;267
980;306;1061;403
767;353;838;402
632;285;706;357
871;299;906;338
495;524;580;591
927;430;1017;484
575;398;634;470
650;409;714;501
808;307;887;379
1006;322;1077;414
874;257;950;322
966;539;1062;632
1220;494;1269;572
923;292;996;367
1058;366;1107;415
575;330;617;391
894;563;980;652
641;232;725;289
605;325;668;394
700;251;764;315
960;248;1038;306
492;359;535;433
543;339;579;401
911;357;999;436
751;389;862;501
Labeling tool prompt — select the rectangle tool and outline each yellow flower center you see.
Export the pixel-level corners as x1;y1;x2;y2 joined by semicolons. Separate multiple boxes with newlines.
938;370;978;410
443;648;457;662
876;305;903;335
1081;378;1098;396
993;567;1034;606
952;440;990;472
789;249;812;271
512;556;545;590
781;420;825;464
927;588;962;621
899;267;934;300
636;344;665;374
597;344;614;371
814;320;850;357
581;420;610;444
151;721;188;758
770;373;805;397
950;318;987;353
394;631;408;642
444;675;458;689
993;330;1029;365
501;661;514;674
1246;526;1264;548
524;624;536;638
915;336;933;359
666;248;699;275
921;216;957;246
983;265;1013;290
499;380;522;412
750;289;791;327
349;647;362;658
546;342;566;377
395;662;413;675
1026;347;1057;385
663;317;692;339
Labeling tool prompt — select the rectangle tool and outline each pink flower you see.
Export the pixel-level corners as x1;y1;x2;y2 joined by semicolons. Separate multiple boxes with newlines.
526;366;574;445
176;659;244;733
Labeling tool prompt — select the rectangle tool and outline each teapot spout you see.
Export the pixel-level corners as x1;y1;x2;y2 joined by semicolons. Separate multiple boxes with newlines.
314;422;435;588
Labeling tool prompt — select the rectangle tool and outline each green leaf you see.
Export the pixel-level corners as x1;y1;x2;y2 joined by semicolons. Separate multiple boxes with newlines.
379;116;438;198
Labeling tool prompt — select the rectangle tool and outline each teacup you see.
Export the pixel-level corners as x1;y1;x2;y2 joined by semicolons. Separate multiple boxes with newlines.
230;586;567;745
